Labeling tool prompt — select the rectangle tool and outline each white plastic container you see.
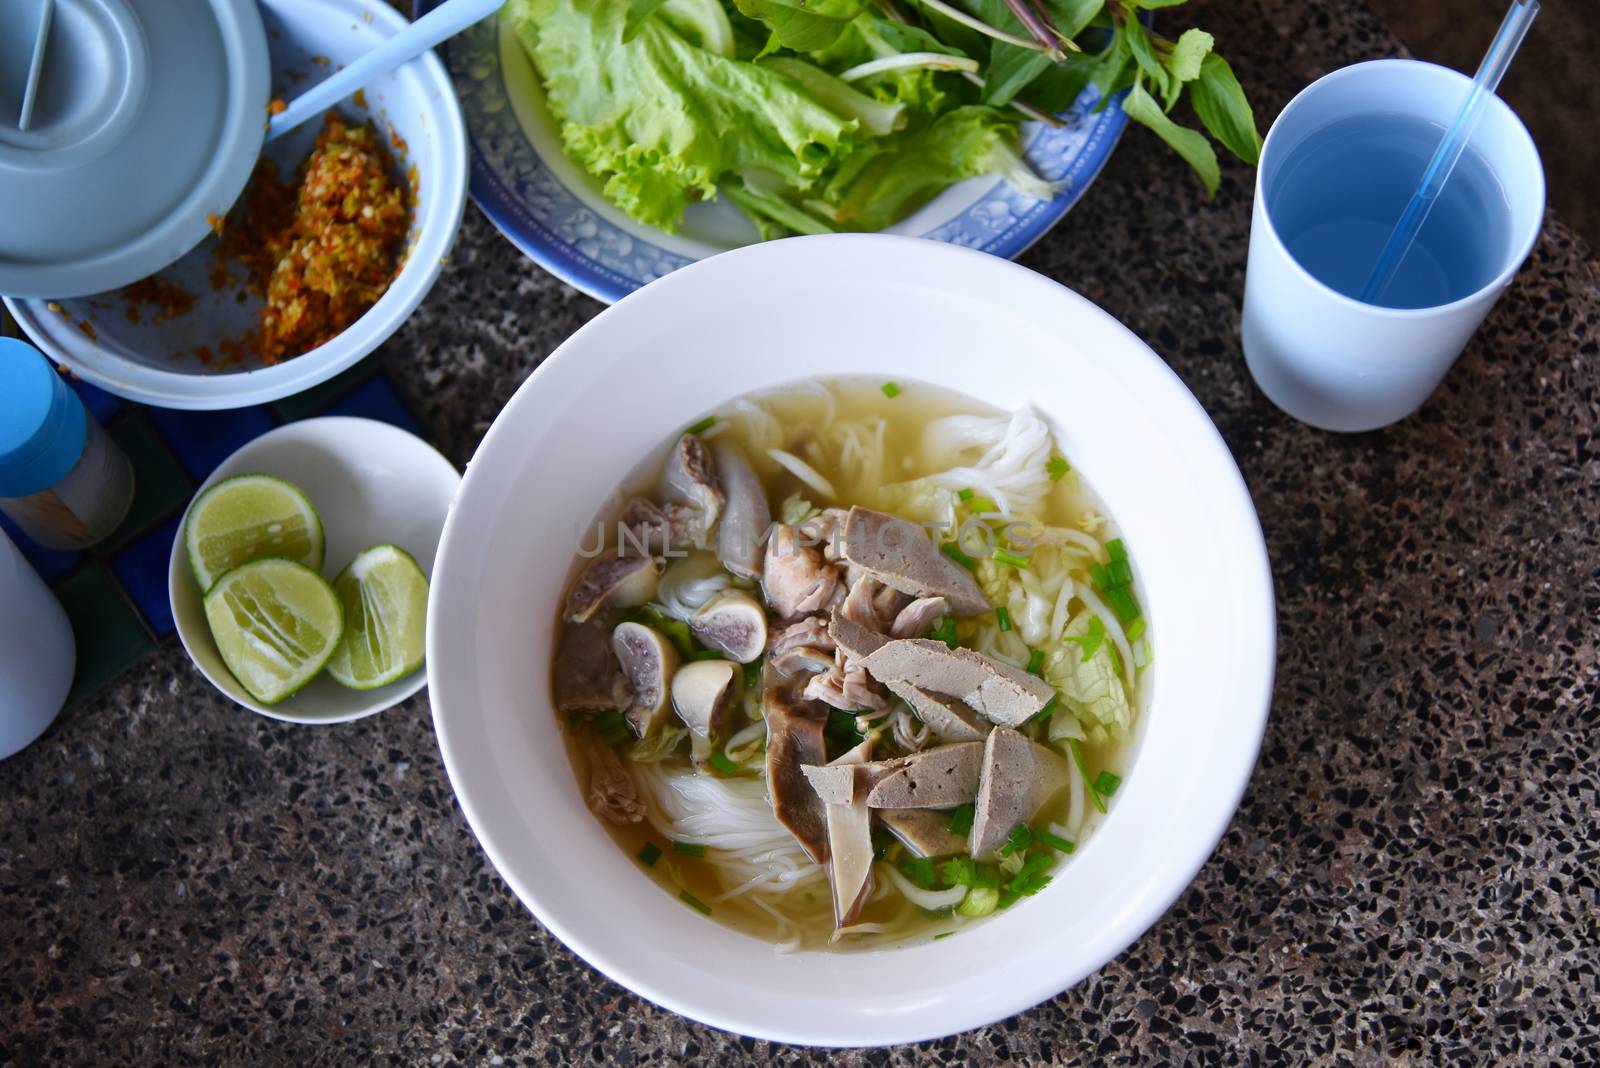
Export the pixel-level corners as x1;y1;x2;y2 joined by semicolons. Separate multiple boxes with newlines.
0;527;75;759
1241;60;1544;432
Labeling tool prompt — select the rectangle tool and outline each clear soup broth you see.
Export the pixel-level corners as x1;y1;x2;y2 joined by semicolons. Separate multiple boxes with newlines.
551;377;1150;950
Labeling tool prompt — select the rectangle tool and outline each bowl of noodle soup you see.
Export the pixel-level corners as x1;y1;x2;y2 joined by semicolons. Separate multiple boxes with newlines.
427;234;1275;1045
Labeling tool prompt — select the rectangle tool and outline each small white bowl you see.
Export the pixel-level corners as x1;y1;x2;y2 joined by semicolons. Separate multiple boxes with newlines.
426;235;1277;1045
170;417;459;724
3;0;467;410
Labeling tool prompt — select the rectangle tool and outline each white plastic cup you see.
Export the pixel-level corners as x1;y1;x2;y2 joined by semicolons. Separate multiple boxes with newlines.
0;527;75;759
1241;59;1544;432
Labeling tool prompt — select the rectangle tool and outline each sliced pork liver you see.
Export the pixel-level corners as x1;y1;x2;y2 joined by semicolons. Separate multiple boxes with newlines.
860;639;1054;727
839;506;989;616
969;727;1071;859
878;808;969;858
801;743;984;808
885;678;991;742
763;682;831;863
826;611;888;663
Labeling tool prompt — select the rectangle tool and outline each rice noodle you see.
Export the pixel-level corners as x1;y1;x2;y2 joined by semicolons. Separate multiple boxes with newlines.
883;861;967;910
656;551;731;621
916;408;1054;519
768;448;837;499
1073;581;1137;691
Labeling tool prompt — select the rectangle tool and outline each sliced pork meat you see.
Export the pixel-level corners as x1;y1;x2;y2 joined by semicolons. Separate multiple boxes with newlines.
580;732;645;825
838;506;989;616
860;639;1054;727
564;553;659;624
764;682;831;863
890;596;947;639
554;619;631;713
840;573;882;630
768;616;835;658
823;737;876;928
969;727;1072;859
712;441;770;579
802;655;886;713
771;645;835;676
762;524;841;620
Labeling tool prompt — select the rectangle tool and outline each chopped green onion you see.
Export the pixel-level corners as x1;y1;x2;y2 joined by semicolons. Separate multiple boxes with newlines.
1070;740;1107;814
991;548;1029;569
957;886;999;917
743;658;763;689
998;824;1032;857
881;381;902;398
1069;616;1106;662
679;890;712;915
940;542;977;569
1025;648;1045;676
1125;617;1146;643
957;488;975;502
1046;455;1070;481
933;931;955;941
948;803;975;836
1107;643;1123;677
939;857;998;889
995;606;1012;632
1106;587;1141;624
1108;559;1134;587
1029;694;1058;725
900;856;937;888
1133;638;1152;670
1035;830;1076;854
673;840;707;857
1088;562;1112;590
1106;538;1128;562
593;711;631;747
688;648;725;662
637;842;663;866
998;853;1054;907
709;751;738;776
1094;770;1123;797
929;616;960;650
968;496;998;513
685;415;716;435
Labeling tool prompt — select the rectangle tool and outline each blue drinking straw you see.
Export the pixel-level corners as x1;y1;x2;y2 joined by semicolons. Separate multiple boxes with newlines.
1358;0;1541;305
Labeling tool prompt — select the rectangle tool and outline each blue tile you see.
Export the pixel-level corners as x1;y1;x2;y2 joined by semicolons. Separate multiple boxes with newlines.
0;513;83;585
68;375;121;423
148;405;278;480
110;514;182;636
325;375;421;435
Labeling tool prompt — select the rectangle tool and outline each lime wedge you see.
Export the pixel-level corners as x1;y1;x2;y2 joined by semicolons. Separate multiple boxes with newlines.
325;544;430;690
204;558;344;705
185;474;324;591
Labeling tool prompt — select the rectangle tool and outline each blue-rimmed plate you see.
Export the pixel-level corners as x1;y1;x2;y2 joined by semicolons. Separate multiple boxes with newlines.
423;5;1131;304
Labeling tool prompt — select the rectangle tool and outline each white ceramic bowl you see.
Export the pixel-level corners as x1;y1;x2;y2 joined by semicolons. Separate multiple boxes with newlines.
170;417;460;724
426;235;1276;1045
2;0;467;410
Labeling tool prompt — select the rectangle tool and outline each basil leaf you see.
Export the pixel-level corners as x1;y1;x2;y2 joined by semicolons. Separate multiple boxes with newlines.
1189;52;1261;165
1122;79;1219;195
1168;27;1214;83
1122;17;1168;100
985;43;1055;107
623;0;670;42
1042;0;1106;38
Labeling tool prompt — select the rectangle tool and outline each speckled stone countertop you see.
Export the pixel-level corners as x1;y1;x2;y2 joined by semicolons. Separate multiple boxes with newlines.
4;1;1597;1064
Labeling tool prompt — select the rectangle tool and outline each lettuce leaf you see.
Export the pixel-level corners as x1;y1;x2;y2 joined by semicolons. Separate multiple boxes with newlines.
506;0;863;231
1043;612;1132;743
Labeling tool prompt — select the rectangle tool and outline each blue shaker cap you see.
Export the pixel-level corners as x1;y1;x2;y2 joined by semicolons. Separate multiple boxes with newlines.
0;0;270;299
0;337;87;499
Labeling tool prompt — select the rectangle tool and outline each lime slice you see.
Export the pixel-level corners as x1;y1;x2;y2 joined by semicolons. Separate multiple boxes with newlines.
185;474;324;592
204;558;344;705
325;544;430;690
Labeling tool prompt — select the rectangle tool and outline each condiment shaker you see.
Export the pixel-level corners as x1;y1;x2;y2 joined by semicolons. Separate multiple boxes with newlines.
0;337;135;549
0;526;75;759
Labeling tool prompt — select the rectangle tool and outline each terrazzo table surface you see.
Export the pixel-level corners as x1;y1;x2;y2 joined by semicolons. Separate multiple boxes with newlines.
4;0;1597;1064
